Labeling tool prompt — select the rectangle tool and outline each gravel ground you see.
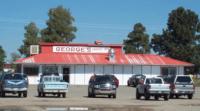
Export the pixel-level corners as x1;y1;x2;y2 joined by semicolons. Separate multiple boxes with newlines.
0;85;199;111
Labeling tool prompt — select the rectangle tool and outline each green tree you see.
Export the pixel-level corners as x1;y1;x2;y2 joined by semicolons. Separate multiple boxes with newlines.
151;7;200;73
18;22;40;57
0;46;6;71
10;52;21;63
123;23;150;54
10;52;21;69
41;6;77;43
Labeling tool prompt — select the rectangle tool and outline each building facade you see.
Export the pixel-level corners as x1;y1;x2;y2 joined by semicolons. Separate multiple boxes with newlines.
15;42;193;85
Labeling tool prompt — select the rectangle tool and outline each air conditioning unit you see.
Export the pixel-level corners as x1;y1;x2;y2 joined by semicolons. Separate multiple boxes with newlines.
30;45;39;55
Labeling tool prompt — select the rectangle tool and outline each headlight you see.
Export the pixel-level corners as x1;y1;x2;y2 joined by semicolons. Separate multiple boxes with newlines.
94;85;100;88
106;83;111;87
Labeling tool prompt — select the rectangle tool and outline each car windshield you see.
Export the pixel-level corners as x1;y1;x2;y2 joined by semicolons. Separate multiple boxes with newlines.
4;74;23;80
95;76;112;82
146;78;162;84
43;76;61;82
136;75;142;79
176;76;192;83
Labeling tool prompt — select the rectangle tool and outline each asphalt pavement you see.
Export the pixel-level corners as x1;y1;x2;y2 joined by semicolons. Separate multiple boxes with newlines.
0;85;199;111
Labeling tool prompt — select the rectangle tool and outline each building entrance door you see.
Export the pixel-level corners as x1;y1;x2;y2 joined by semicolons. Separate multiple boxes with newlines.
63;68;70;83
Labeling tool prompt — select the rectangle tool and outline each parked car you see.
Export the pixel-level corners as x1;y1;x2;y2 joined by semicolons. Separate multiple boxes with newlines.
127;74;145;87
37;75;69;98
88;75;117;98
165;75;195;99
0;73;28;97
136;76;170;101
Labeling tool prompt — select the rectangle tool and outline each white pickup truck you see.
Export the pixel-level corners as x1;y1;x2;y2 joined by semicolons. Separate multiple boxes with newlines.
37;75;69;98
136;77;170;101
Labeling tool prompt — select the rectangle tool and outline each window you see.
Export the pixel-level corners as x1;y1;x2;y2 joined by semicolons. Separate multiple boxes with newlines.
42;65;58;75
161;67;176;76
24;67;39;75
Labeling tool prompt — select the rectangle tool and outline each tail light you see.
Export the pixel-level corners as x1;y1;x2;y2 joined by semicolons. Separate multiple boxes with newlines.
170;83;175;89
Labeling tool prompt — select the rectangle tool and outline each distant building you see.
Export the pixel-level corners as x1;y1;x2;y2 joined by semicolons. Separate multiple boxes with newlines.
3;64;14;72
14;41;193;85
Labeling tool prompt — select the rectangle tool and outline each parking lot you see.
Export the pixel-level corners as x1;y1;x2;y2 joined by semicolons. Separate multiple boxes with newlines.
0;85;199;111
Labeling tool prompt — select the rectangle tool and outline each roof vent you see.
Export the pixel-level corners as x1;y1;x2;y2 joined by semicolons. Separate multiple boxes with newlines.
94;40;103;45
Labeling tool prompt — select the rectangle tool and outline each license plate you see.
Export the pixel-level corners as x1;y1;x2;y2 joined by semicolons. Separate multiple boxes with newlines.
12;88;18;91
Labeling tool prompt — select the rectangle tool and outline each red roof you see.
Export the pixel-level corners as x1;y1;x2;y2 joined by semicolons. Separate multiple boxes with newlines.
15;53;193;66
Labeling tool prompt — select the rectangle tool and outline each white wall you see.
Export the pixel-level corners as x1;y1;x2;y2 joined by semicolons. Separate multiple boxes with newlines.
104;65;113;74
178;66;184;75
94;65;104;75
74;65;85;85
133;66;142;74
123;65;132;85
85;65;94;85
152;66;160;75
114;65;123;85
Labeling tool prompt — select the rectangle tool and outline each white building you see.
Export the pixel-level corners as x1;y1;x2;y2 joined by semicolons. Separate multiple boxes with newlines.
14;42;193;85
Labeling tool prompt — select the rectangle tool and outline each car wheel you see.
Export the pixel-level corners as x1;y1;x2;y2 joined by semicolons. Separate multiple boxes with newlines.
92;90;96;98
154;95;159;100
18;93;22;97
188;94;193;99
62;93;66;98
169;94;174;99
136;89;141;100
108;95;111;98
145;93;150;100
88;90;91;97
38;92;41;97
175;94;179;99
113;94;116;98
57;93;61;97
164;94;169;101
1;92;5;97
23;92;27;97
42;93;45;97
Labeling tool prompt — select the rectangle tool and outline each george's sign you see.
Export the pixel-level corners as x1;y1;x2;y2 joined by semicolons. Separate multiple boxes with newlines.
53;46;110;53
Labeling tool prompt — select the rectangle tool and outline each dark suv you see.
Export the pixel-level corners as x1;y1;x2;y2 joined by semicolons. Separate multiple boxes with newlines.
127;74;145;87
88;75;117;98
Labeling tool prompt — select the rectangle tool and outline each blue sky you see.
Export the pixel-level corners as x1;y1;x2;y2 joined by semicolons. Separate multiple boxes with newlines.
0;0;200;60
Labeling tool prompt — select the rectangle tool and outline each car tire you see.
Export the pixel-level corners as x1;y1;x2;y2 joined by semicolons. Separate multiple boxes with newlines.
136;89;141;100
113;94;116;98
154;95;159;100
1;92;5;97
169;94;174;99
42;93;45;97
57;93;61;97
23;92;27;97
175;94;179;99
92;90;96;98
88;90;91;97
38;92;41;97
18;93;22;97
145;92;150;100
188;94;193;99
164;94;169;101
108;95;111;98
62;93;66;98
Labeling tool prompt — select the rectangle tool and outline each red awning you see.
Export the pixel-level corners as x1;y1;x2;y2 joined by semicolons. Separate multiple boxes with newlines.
15;53;193;66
